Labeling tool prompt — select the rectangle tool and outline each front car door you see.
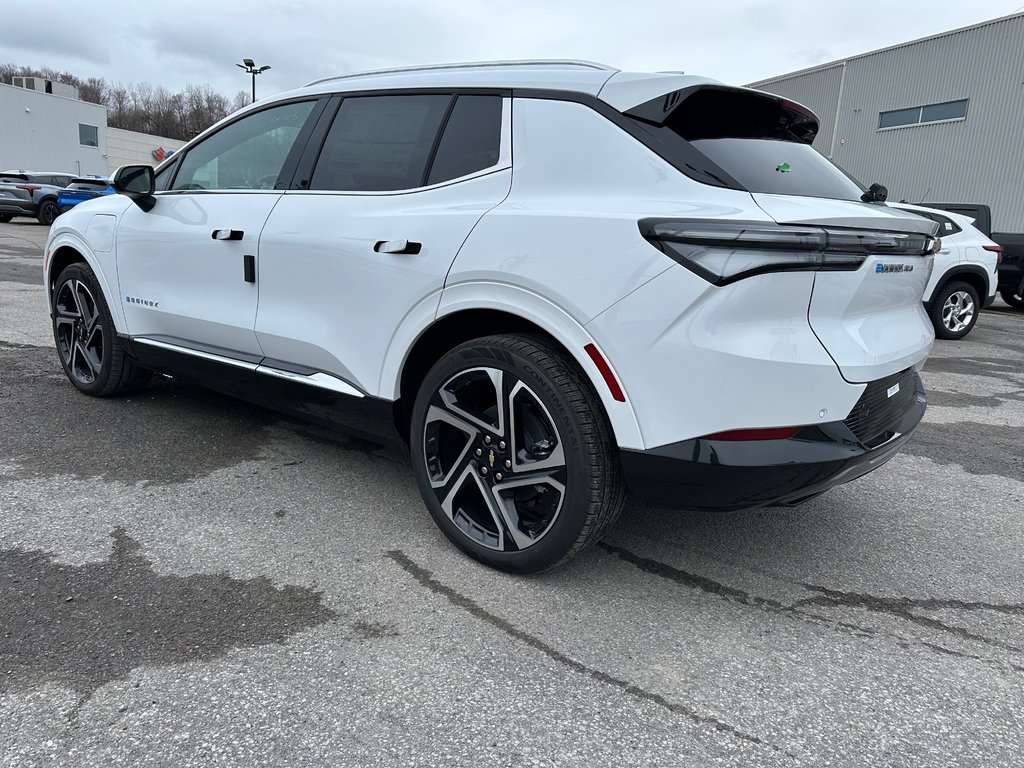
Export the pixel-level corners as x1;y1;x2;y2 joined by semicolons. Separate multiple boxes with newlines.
256;92;512;397
115;98;322;360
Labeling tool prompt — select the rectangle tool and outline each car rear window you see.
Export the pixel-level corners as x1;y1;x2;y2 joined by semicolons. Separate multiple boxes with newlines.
631;87;865;201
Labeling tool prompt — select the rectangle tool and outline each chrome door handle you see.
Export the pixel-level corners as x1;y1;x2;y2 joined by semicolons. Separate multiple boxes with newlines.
374;239;422;255
212;229;244;240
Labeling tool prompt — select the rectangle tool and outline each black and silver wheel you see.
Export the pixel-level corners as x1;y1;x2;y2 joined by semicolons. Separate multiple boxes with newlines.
52;263;150;396
37;199;59;226
930;281;979;340
410;335;625;573
0;213;12;223
1000;288;1024;310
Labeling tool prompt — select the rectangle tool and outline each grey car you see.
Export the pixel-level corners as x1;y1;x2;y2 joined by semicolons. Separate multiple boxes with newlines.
0;171;75;225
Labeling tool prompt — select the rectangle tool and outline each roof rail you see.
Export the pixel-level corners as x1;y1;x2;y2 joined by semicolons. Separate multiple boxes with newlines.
304;59;616;88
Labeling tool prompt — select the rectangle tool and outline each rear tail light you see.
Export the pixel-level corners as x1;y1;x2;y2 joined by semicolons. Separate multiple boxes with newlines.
639;219;940;285
15;184;40;194
702;427;802;441
983;244;1004;266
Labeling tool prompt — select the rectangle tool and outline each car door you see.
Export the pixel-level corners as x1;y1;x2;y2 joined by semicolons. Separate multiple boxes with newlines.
256;92;512;396
115;98;322;359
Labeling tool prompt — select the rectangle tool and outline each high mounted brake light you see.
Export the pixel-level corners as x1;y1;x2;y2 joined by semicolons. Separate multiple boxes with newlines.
639;219;940;285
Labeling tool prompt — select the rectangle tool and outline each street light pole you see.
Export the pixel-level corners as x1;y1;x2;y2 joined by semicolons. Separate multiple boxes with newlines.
236;58;272;103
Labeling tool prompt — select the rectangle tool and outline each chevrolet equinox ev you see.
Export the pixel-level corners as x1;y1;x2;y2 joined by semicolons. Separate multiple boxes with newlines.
44;61;938;573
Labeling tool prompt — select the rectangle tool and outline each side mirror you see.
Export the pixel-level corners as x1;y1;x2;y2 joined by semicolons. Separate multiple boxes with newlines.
112;165;156;211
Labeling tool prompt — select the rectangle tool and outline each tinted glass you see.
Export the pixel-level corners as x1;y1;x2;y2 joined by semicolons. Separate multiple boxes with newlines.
878;108;920;129
427;95;502;185
921;100;968;123
172;100;315;191
690;138;864;201
79;124;99;147
153;161;175;191
310;95;450;191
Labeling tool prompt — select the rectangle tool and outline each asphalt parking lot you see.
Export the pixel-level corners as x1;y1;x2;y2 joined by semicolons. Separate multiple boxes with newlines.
1;221;1022;767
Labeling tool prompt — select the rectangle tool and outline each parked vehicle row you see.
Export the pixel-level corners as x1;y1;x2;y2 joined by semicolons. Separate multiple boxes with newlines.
0;171;75;225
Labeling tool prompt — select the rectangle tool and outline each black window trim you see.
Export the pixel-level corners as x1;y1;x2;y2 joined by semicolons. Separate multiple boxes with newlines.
161;95;329;195
877;99;969;131
291;88;511;196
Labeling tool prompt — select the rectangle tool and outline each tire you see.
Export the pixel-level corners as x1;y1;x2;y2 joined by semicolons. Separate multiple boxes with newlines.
930;280;980;340
409;334;626;573
0;214;12;223
1000;288;1024;310
52;263;151;397
37;199;59;226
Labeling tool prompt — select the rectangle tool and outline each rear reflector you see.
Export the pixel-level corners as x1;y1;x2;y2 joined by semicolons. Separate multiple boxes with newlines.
583;343;625;402
702;426;801;441
983;244;1004;266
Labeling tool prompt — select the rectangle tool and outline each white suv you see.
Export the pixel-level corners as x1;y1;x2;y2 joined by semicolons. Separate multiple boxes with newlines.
44;61;938;572
890;202;1001;339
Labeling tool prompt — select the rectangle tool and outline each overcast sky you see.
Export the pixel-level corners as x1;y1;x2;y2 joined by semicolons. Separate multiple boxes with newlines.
3;1;1022;98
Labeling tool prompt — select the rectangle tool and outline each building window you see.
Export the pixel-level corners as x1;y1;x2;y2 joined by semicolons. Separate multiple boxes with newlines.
79;124;99;147
878;99;968;130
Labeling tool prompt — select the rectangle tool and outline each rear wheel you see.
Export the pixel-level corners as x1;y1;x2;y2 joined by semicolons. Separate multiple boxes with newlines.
1000;288;1024;310
52;263;151;396
410;334;625;573
37;199;59;226
930;281;979;340
0;213;12;223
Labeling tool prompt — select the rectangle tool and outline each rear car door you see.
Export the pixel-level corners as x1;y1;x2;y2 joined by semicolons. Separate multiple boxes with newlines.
115;99;322;358
256;92;511;395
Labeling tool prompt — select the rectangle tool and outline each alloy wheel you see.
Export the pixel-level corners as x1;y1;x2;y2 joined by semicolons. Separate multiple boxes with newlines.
54;279;104;385
422;367;567;552
941;290;975;333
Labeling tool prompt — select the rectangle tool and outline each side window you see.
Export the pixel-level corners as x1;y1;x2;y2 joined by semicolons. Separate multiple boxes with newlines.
933;214;960;235
171;100;316;191
310;95;450;191
427;95;503;185
153;160;177;191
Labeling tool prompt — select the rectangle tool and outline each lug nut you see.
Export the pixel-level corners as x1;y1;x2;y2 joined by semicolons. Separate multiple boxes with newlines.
495;472;503;481
484;435;492;445
503;459;512;469
480;466;489;476
475;448;483;457
498;440;506;450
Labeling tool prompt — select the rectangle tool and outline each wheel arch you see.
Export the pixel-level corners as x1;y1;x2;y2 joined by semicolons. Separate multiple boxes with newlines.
930;265;989;306
387;286;644;450
45;234;126;333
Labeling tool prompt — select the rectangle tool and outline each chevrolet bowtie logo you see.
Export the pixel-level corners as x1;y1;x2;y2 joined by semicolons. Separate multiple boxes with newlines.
488;449;496;468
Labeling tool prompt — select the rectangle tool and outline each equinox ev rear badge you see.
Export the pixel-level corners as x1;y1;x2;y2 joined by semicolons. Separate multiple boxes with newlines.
875;263;914;274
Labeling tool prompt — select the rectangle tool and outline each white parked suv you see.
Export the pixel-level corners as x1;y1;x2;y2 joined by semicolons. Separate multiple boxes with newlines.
889;202;1001;339
44;61;939;572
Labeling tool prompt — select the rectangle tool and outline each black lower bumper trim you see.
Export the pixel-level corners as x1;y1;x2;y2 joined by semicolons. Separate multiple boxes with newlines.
622;373;926;510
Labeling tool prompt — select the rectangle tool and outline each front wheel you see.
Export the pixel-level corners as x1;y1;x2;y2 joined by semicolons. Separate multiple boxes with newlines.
52;263;151;396
410;334;625;573
1000;288;1024;310
930;281;980;340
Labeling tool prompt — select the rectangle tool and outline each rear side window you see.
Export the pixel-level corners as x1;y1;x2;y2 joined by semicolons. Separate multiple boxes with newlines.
310;95;451;191
427;95;502;185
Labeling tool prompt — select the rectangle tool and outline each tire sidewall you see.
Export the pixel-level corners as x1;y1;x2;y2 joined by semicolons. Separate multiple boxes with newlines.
39;200;58;226
932;281;979;340
52;264;116;395
410;338;595;573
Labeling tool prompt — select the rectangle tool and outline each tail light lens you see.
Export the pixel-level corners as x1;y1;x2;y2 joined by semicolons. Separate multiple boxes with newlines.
639;219;940;285
15;184;40;194
983;244;1004;266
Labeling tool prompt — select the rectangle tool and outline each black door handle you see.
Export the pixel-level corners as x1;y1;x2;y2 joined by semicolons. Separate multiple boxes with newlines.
243;254;256;283
212;229;244;240
373;239;422;255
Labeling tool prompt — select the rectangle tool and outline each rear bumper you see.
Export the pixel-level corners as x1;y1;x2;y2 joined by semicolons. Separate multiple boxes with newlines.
0;200;36;216
622;373;926;510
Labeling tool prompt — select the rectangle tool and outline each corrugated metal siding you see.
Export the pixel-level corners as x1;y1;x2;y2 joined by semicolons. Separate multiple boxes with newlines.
751;14;1024;231
0;84;107;175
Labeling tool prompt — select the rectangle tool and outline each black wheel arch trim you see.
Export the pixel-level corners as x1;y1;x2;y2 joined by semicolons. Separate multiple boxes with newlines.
929;264;990;304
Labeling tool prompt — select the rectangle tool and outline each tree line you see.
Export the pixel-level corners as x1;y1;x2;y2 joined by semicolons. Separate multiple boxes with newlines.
0;64;250;141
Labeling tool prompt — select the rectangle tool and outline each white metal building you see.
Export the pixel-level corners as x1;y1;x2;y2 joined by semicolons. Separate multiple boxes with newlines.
0;82;185;177
748;12;1024;233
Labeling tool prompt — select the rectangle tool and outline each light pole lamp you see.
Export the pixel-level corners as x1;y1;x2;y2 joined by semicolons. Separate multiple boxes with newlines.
236;58;271;102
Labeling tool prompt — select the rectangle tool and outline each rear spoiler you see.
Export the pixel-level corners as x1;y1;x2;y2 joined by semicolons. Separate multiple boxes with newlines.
0;173;30;182
69;177;111;186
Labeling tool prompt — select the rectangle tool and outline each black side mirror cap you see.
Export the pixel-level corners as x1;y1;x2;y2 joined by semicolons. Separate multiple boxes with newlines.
112;165;156;211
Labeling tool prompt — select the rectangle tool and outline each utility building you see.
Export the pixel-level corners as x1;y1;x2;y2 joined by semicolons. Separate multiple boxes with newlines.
748;12;1024;233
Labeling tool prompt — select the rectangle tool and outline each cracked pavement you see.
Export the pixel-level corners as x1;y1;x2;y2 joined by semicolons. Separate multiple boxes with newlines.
1;222;1023;767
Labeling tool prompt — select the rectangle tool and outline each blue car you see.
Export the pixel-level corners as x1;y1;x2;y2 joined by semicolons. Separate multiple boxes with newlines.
56;177;115;214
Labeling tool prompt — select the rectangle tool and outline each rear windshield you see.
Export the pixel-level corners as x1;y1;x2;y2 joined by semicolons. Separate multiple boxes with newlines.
646;87;865;201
